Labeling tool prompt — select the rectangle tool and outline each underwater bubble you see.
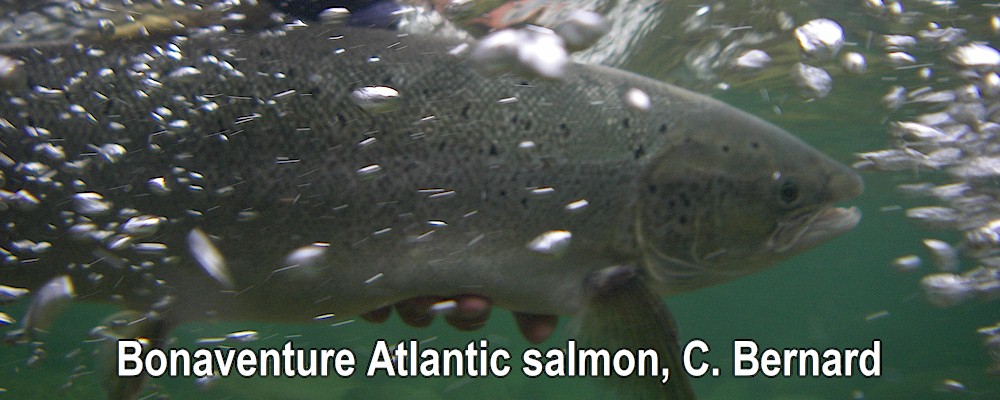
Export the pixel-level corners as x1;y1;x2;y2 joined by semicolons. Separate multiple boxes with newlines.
886;51;916;66
733;49;771;70
349;86;400;114
224;330;259;343
0;312;13;326
565;199;589;213
167;66;202;82
516;27;568;80
880;35;916;50
237;210;260;222
840;52;867;75
531;187;555;196
926;182;969;202
470;27;569;80
918;67;933;81
950;156;1000;178
33;143;65;161
195;337;226;345
0;284;30;303
10;240;52;256
147;177;171;196
32;85;66;100
526;230;572;256
105;235;133;251
11;189;41;212
357;164;383;177
318;7;350;24
625;88;651;111
469;29;521;75
96;18;115;38
17;162;54;180
313;313;336;321
982;72;1000;97
792;63;832;99
950;43;1000;69
133;243;168;254
891;121;947;141
964;267;1000;301
187;228;234;289
892;255;922;273
553;10;609;52
283;243;330;273
23;126;51;139
167;119;190;134
882;86;906;111
794;18;844;59
965;220;1000;253
906;206;959;229
921;273;972;307
72;192;112;216
923;239;959;272
95;143;127;164
864;310;890;322
22;275;75;336
0;55;26;91
67;223;97;242
120;215;163;238
862;0;885;15
937;379;967;393
429;299;457;315
364;272;384;285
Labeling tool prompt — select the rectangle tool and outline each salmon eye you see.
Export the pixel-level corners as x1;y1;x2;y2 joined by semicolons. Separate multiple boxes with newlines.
778;179;801;206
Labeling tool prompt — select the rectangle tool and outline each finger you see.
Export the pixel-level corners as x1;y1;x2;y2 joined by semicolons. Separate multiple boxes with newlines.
443;295;492;331
360;306;392;323
514;312;558;344
394;296;442;328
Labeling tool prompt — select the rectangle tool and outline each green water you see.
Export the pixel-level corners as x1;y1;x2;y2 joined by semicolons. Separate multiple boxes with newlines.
2;1;1000;399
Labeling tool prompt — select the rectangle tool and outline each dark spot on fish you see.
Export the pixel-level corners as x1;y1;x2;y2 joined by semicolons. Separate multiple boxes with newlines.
751;142;760;149
679;192;691;207
622;118;630;129
679;215;688;224
336;112;348;127
559;123;571;138
499;190;507;197
437;141;446;152
721;145;729;153
461;103;471;119
648;184;657;194
523;119;531;131
521;197;528;207
667;199;676;208
659;123;667;134
633;145;645;159
489;144;498;156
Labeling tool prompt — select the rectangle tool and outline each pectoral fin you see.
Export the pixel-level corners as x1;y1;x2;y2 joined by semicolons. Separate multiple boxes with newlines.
581;265;696;400
93;310;174;400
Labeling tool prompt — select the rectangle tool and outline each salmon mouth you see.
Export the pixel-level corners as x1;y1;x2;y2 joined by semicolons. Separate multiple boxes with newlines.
769;206;862;253
769;166;864;253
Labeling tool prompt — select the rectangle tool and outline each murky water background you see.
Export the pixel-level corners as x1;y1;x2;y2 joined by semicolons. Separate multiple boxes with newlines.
1;0;999;399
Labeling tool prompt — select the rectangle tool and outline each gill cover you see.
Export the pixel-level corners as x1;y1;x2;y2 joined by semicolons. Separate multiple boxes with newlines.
635;109;862;293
